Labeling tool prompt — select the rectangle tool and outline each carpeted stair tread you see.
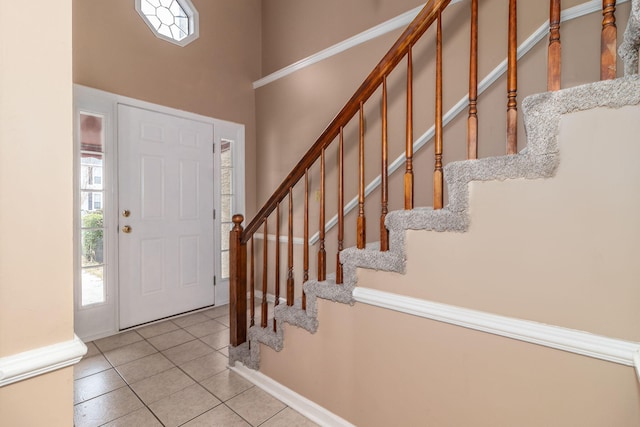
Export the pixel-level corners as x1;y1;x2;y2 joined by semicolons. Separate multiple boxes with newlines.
229;3;640;369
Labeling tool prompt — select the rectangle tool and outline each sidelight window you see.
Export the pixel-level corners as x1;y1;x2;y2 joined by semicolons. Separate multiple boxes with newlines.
79;113;107;306
220;140;234;280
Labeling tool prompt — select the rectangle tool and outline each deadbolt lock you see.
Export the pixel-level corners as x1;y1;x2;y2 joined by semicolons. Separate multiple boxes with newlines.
122;210;131;217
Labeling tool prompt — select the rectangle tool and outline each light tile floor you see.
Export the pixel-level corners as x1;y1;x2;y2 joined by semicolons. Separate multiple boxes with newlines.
74;304;318;427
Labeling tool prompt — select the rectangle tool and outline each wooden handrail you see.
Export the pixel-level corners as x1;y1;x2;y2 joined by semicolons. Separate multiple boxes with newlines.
230;0;622;352
240;0;452;244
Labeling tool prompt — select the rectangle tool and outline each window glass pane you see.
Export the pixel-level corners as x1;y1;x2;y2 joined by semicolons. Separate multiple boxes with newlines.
93;193;102;210
137;0;198;45
79;111;107;308
141;0;156;15
220;140;234;281
80;114;103;153
169;1;187;17
221;195;232;223
170;25;187;41
82;266;105;306
221;251;229;279
81;227;104;267
158;24;173;38
221;222;232;251
175;16;189;33
147;15;162;30
157;7;175;25
221;141;232;167
81;154;103;190
81;192;104;216
221;167;233;196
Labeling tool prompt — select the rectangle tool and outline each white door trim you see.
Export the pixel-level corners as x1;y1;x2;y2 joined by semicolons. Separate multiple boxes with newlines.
74;85;245;340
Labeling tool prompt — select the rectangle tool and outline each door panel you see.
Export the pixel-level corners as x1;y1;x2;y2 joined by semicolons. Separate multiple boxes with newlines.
118;105;215;328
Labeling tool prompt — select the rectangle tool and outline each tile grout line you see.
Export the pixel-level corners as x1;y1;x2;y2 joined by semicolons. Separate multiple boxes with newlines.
92;335;166;427
76;306;304;426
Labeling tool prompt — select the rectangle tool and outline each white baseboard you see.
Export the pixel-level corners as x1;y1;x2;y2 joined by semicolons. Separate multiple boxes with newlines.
253;4;424;89
231;362;355;427
253;233;305;245
0;334;87;387
254;0;628;91
354;287;640;379
250;290;287;306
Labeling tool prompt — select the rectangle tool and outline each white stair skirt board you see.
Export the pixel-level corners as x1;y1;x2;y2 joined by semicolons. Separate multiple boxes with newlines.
0;334;87;387
254;0;628;91
253;233;305;245
231;362;356;427
354;287;640;382
250;290;287;306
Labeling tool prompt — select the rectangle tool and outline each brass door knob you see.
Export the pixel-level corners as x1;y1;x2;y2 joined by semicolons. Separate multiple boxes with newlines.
122;225;132;233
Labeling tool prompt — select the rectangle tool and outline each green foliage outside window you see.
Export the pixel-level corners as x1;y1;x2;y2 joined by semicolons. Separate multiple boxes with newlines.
83;211;104;264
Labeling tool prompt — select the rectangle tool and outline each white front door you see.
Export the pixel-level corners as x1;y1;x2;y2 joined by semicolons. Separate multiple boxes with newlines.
118;105;215;328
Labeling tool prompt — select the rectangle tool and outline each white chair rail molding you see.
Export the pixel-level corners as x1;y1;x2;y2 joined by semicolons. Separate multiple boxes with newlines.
0;335;87;387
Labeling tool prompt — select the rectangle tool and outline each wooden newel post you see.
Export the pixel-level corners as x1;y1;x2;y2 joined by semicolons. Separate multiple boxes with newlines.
230;214;247;347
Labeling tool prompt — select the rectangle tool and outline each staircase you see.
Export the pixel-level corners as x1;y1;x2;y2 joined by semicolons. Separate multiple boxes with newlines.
229;1;640;425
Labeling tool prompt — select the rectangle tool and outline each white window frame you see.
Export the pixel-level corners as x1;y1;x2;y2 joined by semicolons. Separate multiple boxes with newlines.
74;90;118;341
214;130;246;287
135;0;200;47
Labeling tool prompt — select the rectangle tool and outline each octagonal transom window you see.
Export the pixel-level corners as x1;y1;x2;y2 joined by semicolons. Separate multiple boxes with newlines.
136;0;199;47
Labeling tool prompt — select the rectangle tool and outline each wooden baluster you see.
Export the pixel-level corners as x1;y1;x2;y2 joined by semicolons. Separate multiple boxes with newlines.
506;0;518;155
336;127;344;284
404;49;414;210
250;236;255;327
303;169;309;309
230;215;247;346
318;149;327;281
601;0;617;80
548;0;562;91
287;188;294;305
357;102;366;249
380;77;389;250
274;204;280;332
261;220;268;328
467;0;479;160
434;12;444;209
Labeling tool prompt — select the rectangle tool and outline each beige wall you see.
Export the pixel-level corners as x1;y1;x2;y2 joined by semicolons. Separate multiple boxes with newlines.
73;0;262;217
363;105;640;341
249;0;628;298
254;0;629;240
260;105;640;426
0;370;74;426
0;0;75;425
261;0;425;75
